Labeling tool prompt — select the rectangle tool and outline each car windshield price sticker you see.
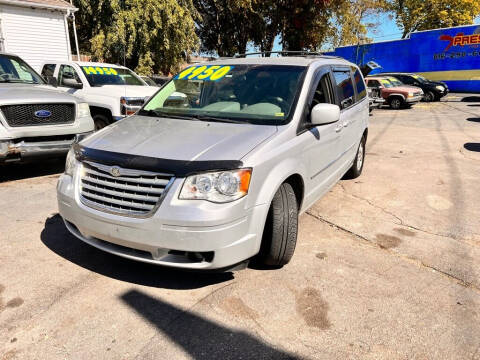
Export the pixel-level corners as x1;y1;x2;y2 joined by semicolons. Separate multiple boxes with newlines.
174;65;234;81
83;66;119;76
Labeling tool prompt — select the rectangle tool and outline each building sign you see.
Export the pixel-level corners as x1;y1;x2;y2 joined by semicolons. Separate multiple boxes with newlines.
436;26;480;60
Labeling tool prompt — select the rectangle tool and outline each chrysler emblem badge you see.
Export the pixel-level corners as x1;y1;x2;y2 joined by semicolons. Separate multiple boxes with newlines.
110;166;121;177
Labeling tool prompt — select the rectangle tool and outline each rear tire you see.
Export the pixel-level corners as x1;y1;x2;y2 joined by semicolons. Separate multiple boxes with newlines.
344;135;366;180
93;114;109;131
257;183;298;267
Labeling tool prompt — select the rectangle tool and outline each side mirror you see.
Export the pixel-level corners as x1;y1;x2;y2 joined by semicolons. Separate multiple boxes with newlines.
310;103;340;126
46;76;58;87
62;78;83;89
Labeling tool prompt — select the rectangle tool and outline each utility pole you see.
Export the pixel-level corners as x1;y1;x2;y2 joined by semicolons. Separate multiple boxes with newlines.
69;0;81;60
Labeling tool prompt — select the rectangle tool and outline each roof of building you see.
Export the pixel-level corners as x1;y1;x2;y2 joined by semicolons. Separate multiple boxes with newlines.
0;0;76;11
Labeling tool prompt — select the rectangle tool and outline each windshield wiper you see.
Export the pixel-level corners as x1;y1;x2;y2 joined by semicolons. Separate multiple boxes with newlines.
193;115;246;124
141;109;197;120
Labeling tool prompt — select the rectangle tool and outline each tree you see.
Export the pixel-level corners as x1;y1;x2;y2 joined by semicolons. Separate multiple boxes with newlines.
330;0;389;47
73;0;199;75
387;0;480;38
193;0;261;56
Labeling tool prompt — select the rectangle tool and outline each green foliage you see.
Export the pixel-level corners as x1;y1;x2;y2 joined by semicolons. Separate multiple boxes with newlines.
386;0;480;38
193;0;389;54
73;0;199;75
193;0;260;56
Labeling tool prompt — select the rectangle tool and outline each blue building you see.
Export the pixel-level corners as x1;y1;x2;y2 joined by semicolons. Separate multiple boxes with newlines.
328;24;480;93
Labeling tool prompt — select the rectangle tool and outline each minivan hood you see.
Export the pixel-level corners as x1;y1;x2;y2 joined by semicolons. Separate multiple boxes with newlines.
87;85;158;99
0;83;81;104
82;115;277;161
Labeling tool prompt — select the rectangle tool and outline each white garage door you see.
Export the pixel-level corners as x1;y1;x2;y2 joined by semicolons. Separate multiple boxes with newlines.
1;4;71;71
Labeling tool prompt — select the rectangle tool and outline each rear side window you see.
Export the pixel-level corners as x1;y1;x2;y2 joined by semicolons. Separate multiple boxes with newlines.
353;68;366;101
333;70;355;109
41;64;56;78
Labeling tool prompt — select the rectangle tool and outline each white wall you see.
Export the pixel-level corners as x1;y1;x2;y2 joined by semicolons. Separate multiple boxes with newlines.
0;4;71;71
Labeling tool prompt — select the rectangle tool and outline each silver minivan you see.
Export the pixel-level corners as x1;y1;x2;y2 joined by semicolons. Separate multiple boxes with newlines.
57;55;369;270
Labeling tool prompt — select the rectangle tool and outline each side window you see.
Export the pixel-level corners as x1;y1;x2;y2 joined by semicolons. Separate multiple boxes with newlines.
367;80;380;88
403;76;414;85
353;68;366;101
311;72;335;108
41;64;56;78
333;70;355;109
58;65;81;87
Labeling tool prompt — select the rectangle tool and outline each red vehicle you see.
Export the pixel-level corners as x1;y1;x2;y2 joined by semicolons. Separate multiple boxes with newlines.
366;76;423;109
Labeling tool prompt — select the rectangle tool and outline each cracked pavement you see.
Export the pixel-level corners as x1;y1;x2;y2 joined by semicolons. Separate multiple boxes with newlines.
1;95;480;359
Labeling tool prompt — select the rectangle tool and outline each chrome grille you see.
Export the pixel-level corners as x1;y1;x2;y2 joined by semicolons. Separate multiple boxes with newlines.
79;162;174;216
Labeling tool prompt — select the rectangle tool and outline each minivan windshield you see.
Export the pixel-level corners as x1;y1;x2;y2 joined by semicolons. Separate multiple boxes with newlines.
80;66;145;86
0;54;45;84
139;64;306;125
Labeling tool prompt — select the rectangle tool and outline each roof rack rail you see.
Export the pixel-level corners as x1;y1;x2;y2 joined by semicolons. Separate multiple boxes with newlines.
233;51;326;58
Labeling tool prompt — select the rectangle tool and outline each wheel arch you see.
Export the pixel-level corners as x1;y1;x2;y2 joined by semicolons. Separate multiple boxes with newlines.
89;106;113;123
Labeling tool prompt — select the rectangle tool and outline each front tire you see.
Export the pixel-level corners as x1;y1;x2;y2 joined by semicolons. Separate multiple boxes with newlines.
424;91;435;102
344;135;366;179
93;114;109;131
389;97;403;110
257;183;298;267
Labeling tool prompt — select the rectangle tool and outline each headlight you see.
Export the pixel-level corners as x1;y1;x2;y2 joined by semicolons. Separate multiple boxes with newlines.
436;85;445;91
65;148;77;176
77;103;90;118
179;169;252;203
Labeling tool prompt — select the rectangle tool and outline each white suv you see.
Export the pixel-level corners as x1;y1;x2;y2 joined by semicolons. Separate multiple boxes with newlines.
57;54;369;270
40;61;158;130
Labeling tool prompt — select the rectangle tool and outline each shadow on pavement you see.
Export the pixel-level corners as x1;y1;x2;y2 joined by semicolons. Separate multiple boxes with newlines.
121;290;301;360
466;118;480;123
464;143;480;152
40;214;234;290
461;96;480;102
0;157;65;183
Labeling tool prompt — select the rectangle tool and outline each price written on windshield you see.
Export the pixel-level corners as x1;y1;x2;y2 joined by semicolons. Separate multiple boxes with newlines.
82;67;119;76
174;65;234;81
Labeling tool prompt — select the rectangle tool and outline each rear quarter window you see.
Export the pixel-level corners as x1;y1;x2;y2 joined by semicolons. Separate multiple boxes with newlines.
41;64;56;78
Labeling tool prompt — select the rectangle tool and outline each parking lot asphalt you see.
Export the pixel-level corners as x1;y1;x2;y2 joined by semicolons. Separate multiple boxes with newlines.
1;95;480;360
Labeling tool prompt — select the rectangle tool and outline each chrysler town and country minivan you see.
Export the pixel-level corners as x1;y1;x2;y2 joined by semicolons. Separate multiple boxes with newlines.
57;55;369;270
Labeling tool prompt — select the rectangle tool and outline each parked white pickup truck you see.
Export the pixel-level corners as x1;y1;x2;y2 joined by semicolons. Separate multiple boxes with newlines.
0;53;94;164
40;61;159;130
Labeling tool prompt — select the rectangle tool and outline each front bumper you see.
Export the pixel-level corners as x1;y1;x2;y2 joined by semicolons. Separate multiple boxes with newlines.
0;132;92;163
57;172;268;270
369;98;385;108
406;95;423;103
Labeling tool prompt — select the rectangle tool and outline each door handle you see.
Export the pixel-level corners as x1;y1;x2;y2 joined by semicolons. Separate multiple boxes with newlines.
335;125;343;133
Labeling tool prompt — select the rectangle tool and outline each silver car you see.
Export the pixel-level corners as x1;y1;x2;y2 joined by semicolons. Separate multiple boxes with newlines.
57;55;369;270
